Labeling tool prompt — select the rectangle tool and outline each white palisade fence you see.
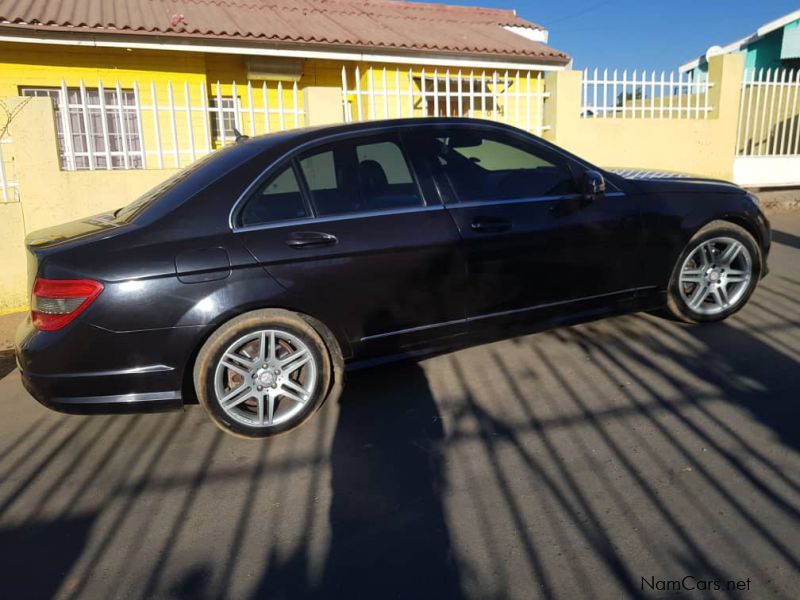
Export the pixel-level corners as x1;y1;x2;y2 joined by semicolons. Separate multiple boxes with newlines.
25;79;305;171
341;66;550;136
736;68;800;156
733;68;800;188
581;69;713;119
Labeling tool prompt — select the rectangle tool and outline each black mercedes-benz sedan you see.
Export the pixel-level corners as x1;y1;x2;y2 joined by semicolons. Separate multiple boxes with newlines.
15;118;771;438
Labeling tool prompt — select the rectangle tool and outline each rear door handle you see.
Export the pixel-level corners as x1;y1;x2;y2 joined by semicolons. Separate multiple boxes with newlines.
471;218;511;233
285;231;338;249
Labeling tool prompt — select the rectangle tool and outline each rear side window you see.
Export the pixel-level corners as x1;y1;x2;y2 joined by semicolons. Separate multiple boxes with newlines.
356;142;414;185
433;131;579;202
298;135;423;216
299;150;337;191
239;165;308;227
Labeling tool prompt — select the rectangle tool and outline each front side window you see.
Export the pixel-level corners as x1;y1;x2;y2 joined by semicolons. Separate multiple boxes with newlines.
21;87;143;170
433;130;579;202
298;135;423;216
239;164;308;227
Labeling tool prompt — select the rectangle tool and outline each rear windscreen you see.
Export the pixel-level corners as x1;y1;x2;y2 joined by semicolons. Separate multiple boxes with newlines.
114;151;221;221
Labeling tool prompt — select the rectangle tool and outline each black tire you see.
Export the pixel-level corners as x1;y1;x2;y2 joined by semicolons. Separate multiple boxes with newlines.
194;309;342;439
665;220;761;324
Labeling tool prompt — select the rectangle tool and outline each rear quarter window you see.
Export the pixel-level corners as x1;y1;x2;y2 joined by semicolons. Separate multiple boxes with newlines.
238;165;309;227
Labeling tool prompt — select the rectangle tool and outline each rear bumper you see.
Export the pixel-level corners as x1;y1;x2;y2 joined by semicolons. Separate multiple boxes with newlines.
15;315;202;414
19;368;183;414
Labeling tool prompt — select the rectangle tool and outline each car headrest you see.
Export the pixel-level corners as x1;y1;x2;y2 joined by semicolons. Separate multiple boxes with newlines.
358;160;389;196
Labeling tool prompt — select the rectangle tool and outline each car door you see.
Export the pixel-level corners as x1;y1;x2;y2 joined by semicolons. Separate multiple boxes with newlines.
403;125;644;327
233;130;467;355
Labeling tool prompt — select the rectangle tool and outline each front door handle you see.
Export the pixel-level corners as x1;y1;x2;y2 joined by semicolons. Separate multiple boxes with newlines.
471;218;511;233
285;231;338;249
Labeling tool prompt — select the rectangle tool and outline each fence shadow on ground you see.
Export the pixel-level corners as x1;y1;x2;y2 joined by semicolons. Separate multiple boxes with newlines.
0;274;798;598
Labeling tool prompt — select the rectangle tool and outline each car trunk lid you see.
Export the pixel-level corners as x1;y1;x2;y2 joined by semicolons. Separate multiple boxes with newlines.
24;211;126;294
25;211;122;251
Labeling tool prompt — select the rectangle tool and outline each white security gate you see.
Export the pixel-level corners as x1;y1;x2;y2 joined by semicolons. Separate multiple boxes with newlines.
340;66;549;136
734;68;800;187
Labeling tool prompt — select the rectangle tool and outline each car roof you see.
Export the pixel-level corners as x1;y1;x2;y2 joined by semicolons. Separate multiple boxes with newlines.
232;116;602;185
239;117;531;152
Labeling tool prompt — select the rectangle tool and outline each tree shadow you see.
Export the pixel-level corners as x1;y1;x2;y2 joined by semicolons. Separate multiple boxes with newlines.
170;565;214;600
0;513;98;599
323;363;462;597
248;362;463;599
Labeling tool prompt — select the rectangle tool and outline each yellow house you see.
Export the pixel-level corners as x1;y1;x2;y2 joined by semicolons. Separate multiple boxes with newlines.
0;0;570;171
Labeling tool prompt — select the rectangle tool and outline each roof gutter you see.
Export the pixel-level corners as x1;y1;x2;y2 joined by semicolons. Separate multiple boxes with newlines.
0;25;569;71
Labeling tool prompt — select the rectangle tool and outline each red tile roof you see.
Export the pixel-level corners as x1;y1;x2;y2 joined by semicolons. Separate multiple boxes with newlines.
0;0;570;64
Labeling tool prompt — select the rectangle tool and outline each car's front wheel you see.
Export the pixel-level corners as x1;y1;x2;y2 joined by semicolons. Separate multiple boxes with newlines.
194;309;340;439
666;220;761;323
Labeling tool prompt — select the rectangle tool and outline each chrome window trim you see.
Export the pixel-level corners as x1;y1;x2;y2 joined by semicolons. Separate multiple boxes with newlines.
233;204;446;234
453;195;579;209
448;191;625;210
233;191;626;234
228;120;624;231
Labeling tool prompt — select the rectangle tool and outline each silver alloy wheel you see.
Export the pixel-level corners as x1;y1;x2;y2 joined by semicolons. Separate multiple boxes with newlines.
213;329;318;428
678;236;753;316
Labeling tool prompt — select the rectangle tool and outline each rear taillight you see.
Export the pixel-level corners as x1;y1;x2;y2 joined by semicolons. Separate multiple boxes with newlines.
31;278;104;331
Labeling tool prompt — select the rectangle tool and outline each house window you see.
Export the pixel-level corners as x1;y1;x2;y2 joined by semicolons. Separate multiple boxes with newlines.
416;77;491;117
20;87;143;170
209;97;239;142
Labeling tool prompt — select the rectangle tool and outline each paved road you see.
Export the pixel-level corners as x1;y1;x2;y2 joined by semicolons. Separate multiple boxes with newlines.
1;214;799;600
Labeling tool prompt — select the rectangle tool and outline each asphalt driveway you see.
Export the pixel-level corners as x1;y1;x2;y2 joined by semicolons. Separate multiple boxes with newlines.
1;213;799;599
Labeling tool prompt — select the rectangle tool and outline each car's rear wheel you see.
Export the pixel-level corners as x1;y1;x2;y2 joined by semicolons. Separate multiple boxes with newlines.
666;220;761;323
194;309;338;438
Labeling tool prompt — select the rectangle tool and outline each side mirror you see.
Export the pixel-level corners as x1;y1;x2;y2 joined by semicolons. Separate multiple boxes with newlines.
582;170;606;201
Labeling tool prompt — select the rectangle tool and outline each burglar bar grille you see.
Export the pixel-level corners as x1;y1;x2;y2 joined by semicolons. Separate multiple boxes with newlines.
22;80;306;171
341;66;550;136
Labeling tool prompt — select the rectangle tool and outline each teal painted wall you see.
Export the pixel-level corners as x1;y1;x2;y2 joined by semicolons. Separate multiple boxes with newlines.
687;19;800;79
689;63;708;81
781;19;800;59
745;28;783;72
